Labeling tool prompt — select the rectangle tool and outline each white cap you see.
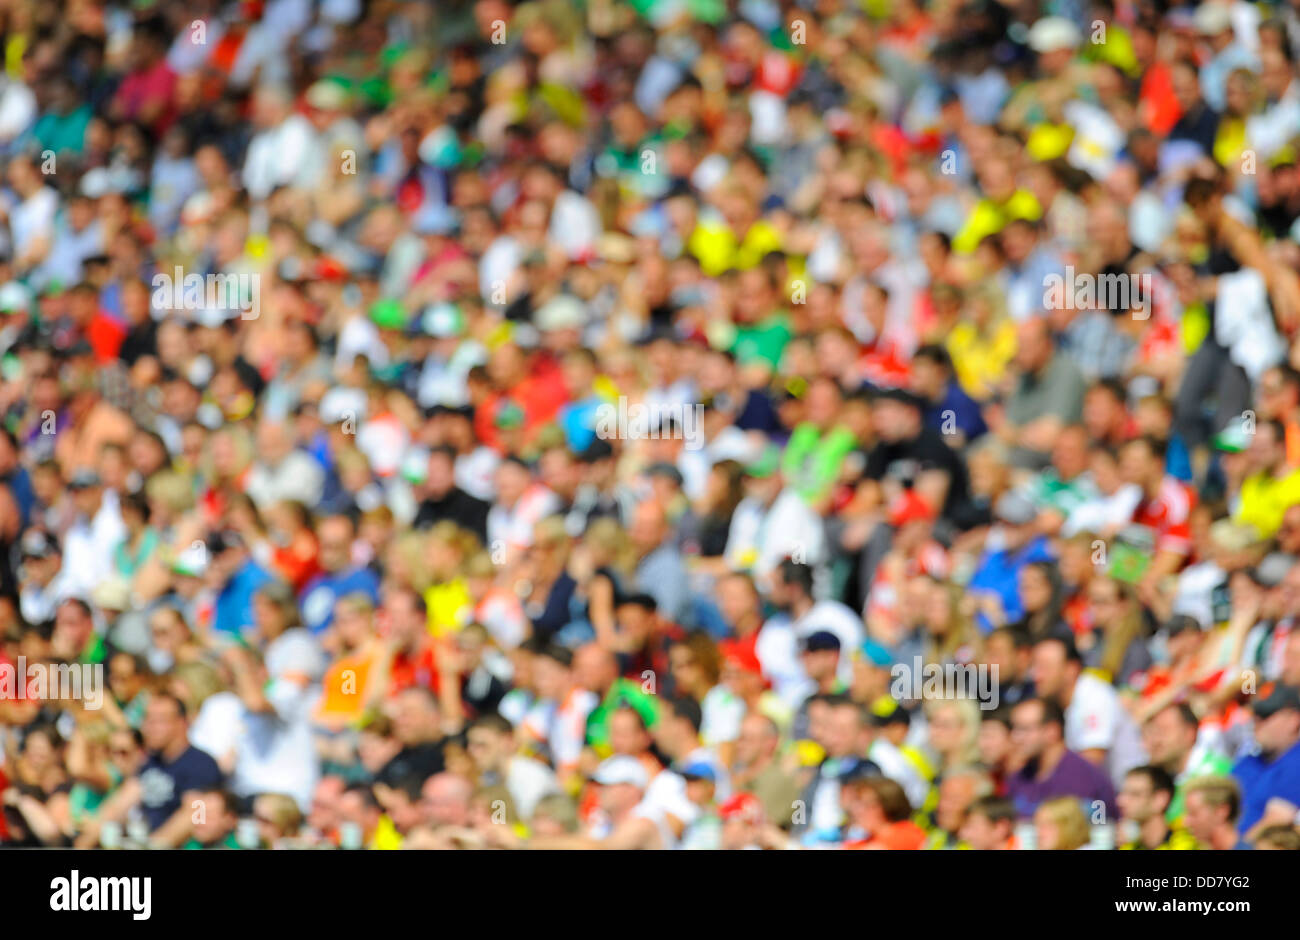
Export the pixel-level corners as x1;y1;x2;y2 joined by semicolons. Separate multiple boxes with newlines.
591;756;649;788
1195;2;1233;36
534;294;587;332
1027;16;1082;53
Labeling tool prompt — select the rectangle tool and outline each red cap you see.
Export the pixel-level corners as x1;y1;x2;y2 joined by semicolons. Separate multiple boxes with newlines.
720;638;763;677
888;490;936;528
719;792;764;823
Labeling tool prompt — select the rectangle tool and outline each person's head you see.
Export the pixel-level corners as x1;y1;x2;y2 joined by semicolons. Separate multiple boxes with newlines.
959;796;1017;850
870;388;924;443
337;785;383;841
935;766;993;833
1013;317;1055;374
253;580;300;643
141;691;189;753
798;630;842;685
984;627;1031;682
1254;825;1300;850
652;696;703;759
843;774;912;832
532;643;575;701
1009;697;1067;764
391;687;442;746
1029;635;1082;702
772;560;816;612
316;514;356;574
466;714;516;775
253;792;303;843
420;772;474;828
53;597;94;658
1119;435;1168;493
192;789;239;845
573;643;618;695
309;776;347;835
607;705;654;758
926;699;981;765
1117;764;1176;827
821;698;868;759
717;571;762;628
590;757;649;818
978;710;1014;768
1183;776;1241;844
1251;684;1300;756
1142;703;1200;773
910;344;955;401
1033;796;1090;850
735;712;781;769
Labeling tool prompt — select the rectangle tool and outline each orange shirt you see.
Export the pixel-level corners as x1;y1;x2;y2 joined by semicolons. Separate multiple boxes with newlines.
317;648;376;723
845;820;927;850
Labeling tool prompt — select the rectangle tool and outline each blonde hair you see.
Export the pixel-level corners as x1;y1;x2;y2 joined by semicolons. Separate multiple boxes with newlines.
1035;797;1090;850
582;517;635;574
925;698;982;766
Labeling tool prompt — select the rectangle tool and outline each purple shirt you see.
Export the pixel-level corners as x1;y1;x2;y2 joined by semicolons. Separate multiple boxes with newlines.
1006;748;1117;819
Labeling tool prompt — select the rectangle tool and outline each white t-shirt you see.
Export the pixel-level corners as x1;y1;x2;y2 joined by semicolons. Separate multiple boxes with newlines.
1066;672;1148;788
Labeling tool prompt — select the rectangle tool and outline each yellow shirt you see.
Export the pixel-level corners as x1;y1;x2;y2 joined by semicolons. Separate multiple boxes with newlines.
424;579;473;638
688;218;783;276
953;190;1043;254
947;318;1017;400
1235;468;1300;538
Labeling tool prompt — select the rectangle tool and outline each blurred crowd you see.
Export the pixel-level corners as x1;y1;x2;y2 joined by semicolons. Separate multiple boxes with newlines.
2;0;1300;850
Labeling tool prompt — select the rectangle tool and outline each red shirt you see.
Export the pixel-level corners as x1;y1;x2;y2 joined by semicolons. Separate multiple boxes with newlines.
1132;475;1196;557
389;643;442;696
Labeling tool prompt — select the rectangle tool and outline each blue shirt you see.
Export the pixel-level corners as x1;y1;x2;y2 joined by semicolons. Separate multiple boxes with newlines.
137;745;223;831
212;559;274;636
923;380;987;443
968;536;1053;634
300;566;381;634
1232;738;1300;834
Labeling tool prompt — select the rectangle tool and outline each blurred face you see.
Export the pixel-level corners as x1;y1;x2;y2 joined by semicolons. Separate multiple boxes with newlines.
1033;809;1063;851
466;726;509;772
1117;773;1161;825
608;709;651;756
1010;701;1046;763
1183;791;1224;844
1254;708;1300;755
532;655;569;701
317;518;353;573
1029;643;1070;700
192;793;236;844
1019;567;1053;614
928;705;966;757
717;576;758;627
141;697;185;752
597;780;642;816
1142;707;1196;769
822;704;862;758
978;719;1012;767
959;811;1006;850
935;774;977;832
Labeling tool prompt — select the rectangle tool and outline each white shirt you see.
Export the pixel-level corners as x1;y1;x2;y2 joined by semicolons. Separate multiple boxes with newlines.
1066;672;1148;788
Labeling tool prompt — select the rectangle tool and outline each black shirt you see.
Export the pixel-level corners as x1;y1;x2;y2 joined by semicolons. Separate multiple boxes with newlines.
864;428;970;519
137;745;223;831
413;487;490;543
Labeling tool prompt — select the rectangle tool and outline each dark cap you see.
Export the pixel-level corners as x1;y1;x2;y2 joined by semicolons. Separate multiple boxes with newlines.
1253;684;1300;719
801;630;842;654
1162;613;1204;637
644;462;684;487
870;386;924;410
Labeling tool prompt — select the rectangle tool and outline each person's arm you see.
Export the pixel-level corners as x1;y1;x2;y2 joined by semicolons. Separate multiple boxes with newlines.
148;792;204;849
73;776;142;847
66;731;113;792
527;815;658;850
3;789;66;844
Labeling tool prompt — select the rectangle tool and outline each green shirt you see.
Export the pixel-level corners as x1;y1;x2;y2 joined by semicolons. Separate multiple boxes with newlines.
782;423;857;504
731;313;791;370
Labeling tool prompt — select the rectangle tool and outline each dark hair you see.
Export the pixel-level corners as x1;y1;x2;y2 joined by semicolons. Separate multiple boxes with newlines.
914;343;954;372
470;713;514;735
1126;764;1176;801
968;795;1017;827
1017;696;1066;733
1034;633;1082;665
666;696;703;734
777;559;815;598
